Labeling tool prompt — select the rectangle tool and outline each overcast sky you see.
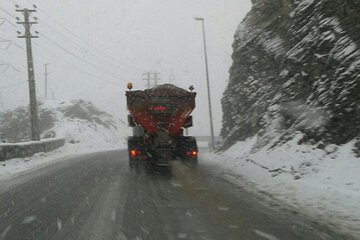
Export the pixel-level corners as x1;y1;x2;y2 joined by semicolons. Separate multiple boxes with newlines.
0;0;252;136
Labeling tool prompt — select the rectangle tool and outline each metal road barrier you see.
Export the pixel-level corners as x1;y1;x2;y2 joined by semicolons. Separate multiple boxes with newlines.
0;138;65;161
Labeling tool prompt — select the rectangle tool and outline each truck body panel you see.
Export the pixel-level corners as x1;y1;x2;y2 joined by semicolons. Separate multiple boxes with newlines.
126;84;198;171
126;84;196;136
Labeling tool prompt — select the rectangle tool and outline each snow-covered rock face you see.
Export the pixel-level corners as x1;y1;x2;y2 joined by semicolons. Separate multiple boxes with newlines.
220;0;360;151
0;100;129;149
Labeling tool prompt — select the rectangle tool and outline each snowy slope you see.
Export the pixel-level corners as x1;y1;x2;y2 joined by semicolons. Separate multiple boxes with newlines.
206;135;360;236
0;100;130;181
0;99;130;151
216;0;360;237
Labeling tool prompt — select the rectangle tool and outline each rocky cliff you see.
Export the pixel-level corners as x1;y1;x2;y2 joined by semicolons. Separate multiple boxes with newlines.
220;0;360;151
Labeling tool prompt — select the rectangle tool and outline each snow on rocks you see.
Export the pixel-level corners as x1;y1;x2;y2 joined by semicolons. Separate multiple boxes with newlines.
222;0;360;150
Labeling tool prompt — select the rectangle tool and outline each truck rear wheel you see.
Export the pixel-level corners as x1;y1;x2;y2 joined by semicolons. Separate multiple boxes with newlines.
128;136;146;170
177;136;198;166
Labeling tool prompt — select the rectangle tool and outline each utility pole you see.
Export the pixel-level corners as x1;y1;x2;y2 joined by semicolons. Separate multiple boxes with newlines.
143;72;160;89
195;17;215;150
0;91;6;112
168;70;175;83
153;72;160;86
143;72;150;89
17;7;40;141
44;63;49;99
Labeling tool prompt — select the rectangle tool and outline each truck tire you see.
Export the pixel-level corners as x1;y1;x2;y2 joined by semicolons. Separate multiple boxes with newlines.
177;136;198;165
127;136;145;170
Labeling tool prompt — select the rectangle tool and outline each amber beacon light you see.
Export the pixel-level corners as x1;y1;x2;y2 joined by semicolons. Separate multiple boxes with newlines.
127;82;133;91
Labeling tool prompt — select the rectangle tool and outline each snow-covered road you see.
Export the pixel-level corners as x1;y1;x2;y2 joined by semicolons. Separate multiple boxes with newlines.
0;149;352;240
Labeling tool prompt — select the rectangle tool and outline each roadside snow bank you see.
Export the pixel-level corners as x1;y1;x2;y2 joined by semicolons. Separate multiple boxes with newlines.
204;135;360;236
0;99;129;182
0;100;129;151
0;147;119;182
40;100;129;150
0;138;65;161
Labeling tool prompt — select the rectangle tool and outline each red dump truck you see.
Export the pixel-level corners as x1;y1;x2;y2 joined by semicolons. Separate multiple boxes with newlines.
126;84;198;171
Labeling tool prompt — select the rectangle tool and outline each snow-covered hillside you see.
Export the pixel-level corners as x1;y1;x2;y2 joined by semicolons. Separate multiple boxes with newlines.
0;100;129;181
0;100;130;151
205;133;360;236
216;0;360;236
220;0;360;151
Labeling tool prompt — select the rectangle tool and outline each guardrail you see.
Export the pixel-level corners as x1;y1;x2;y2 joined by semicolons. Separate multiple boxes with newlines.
0;138;66;162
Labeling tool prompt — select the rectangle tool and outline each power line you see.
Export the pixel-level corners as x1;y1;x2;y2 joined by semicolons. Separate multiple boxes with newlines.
34;44;108;82
0;39;12;49
0;18;6;26
0;39;20;49
40;33;126;83
0;63;21;73
0;13;24;51
4;18;127;85
1;3;122;103
1;17;96;85
11;65;20;72
26;0;143;72
3;2;139;83
0;6;20;30
12;18;127;81
0;6;16;18
11;40;23;49
33;41;123;86
36;18;140;75
0;63;10;72
0;81;26;89
3;3;135;86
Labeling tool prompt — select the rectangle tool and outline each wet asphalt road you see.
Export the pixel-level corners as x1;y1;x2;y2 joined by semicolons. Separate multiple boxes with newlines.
0;149;353;240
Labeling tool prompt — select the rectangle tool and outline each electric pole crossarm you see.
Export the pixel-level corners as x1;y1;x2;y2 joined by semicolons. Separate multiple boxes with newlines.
16;9;36;12
18;36;38;38
16;22;38;24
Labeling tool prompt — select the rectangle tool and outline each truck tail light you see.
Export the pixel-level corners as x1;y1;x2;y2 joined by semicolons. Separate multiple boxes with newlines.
130;149;137;158
186;150;198;157
130;150;142;158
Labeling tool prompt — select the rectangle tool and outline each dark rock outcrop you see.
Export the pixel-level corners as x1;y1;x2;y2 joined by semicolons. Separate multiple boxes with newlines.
220;0;360;150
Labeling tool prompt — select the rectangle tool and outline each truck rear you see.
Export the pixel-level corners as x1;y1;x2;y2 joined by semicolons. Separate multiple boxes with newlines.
126;84;198;171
